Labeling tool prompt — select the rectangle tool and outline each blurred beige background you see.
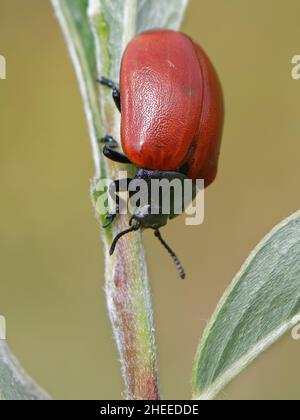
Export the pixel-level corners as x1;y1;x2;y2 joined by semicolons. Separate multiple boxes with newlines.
0;0;300;400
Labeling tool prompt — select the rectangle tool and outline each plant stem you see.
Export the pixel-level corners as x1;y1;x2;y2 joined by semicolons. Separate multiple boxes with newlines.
52;0;160;400
90;0;160;397
105;218;159;399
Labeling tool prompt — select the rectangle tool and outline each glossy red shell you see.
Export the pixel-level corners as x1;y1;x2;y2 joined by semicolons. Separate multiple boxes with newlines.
120;30;224;186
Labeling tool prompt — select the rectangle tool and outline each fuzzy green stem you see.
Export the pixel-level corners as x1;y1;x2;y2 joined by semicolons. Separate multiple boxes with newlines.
52;0;159;400
52;0;189;400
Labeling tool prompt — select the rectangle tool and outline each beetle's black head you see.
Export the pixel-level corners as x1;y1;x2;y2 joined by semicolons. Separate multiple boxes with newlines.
130;204;169;229
108;168;187;279
109;210;167;256
128;167;190;227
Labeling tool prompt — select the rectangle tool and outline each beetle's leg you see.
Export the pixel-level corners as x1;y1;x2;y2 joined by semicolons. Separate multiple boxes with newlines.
103;209;118;228
100;135;118;148
98;76;115;89
103;178;132;228
98;77;121;113
112;89;121;113
178;162;190;176
103;145;132;165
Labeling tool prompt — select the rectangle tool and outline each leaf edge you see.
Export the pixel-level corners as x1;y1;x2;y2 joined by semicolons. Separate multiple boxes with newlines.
192;209;300;400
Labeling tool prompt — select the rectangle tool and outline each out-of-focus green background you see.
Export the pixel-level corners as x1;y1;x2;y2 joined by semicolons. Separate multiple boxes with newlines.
0;0;299;400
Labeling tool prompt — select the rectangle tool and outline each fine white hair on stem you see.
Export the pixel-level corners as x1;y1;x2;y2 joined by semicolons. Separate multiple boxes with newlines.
51;0;189;400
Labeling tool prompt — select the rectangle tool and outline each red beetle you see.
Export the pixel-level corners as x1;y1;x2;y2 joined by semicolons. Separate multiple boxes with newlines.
99;30;224;279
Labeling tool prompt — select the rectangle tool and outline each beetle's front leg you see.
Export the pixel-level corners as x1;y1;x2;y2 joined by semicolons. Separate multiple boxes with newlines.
103;206;119;228
103;178;132;228
98;77;121;113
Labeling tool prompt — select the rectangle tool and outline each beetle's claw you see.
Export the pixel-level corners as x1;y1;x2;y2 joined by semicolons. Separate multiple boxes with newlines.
100;135;118;148
103;214;117;228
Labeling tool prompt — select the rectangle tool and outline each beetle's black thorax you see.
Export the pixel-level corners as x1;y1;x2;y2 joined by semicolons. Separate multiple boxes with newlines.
128;168;195;229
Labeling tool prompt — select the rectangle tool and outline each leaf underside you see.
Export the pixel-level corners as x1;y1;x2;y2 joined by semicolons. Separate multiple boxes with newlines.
193;210;300;400
0;341;50;400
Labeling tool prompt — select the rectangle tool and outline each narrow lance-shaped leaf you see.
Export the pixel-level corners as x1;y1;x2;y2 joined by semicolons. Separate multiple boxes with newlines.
52;0;103;176
0;341;50;400
193;210;300;400
137;0;189;34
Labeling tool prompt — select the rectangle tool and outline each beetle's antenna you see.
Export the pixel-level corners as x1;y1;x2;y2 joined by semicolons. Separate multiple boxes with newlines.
110;224;140;256
154;230;186;280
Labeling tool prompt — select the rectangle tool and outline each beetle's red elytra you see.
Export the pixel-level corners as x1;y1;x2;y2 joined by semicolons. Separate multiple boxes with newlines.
121;30;224;186
98;29;224;279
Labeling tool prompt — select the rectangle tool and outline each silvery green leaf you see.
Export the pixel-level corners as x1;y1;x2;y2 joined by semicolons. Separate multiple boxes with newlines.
137;0;189;34
0;341;50;400
88;0;189;81
193;210;300;400
52;0;103;175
